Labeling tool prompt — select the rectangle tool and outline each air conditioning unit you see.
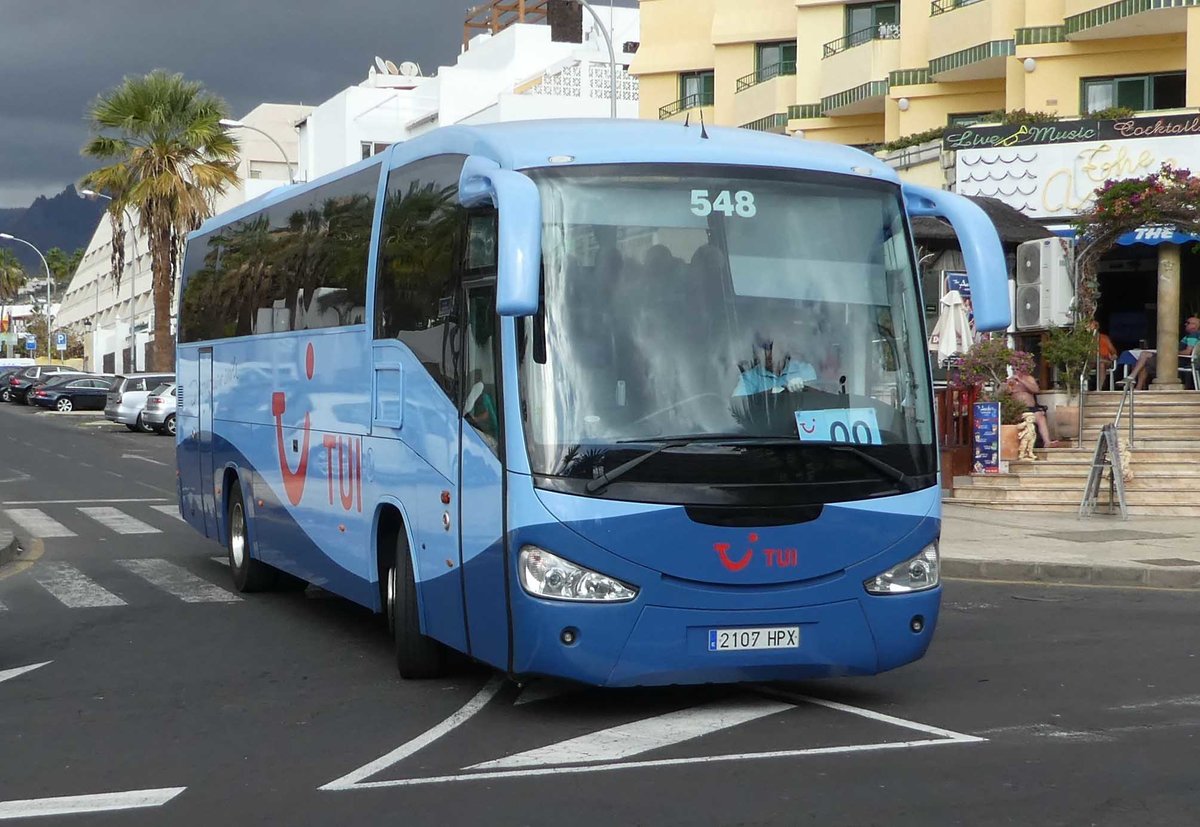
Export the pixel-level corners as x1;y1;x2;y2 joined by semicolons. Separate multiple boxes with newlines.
1014;237;1074;331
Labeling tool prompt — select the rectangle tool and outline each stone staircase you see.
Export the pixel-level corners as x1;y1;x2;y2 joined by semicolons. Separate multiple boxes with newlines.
950;390;1200;515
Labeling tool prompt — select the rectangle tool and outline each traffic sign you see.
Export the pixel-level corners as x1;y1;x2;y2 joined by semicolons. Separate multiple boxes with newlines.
54;332;67;352
24;338;36;352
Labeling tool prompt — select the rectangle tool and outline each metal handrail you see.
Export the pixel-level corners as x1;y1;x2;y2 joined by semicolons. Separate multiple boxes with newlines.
822;23;901;58
658;91;714;120
930;0;985;16
1111;379;1135;446
736;60;797;92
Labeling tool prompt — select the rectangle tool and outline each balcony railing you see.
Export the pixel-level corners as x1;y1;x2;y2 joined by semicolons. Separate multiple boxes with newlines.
930;0;985;15
822;23;901;58
658;92;714;120
736;60;797;93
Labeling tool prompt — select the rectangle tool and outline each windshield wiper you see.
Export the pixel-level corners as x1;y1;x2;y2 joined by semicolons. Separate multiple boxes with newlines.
822;444;910;487
588;436;799;494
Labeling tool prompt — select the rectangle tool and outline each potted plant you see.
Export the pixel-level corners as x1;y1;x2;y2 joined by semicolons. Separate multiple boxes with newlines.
954;337;1036;464
1042;323;1098;439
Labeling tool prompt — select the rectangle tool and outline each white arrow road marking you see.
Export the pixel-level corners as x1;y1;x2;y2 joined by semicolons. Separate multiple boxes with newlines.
78;507;160;535
469;696;793;770
323;684;987;790
121;454;167;466
0;787;185;820
116;559;241;603
3;509;75;538
0;662;50;686
33;563;125;608
320;677;504;790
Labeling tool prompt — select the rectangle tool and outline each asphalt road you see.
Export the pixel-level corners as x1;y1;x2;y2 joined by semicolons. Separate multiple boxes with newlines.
1;400;1199;826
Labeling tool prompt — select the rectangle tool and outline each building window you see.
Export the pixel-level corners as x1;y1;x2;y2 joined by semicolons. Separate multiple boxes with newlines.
948;112;990;128
846;2;898;38
756;41;796;73
1082;72;1186;114
360;141;392;160
679;71;715;109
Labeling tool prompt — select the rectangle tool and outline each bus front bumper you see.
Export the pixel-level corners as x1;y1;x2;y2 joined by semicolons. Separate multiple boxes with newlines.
509;586;940;688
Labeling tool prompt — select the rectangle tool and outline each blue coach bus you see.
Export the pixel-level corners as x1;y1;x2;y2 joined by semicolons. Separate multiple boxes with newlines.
176;120;1008;687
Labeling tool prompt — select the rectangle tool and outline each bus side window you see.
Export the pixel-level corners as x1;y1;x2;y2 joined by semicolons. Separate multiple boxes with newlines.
463;285;500;454
374;154;469;401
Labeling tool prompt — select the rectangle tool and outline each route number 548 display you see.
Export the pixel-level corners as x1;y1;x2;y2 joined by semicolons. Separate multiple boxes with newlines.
691;190;757;218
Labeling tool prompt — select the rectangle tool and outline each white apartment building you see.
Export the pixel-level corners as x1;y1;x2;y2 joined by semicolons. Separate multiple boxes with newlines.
297;5;640;181
57;103;311;373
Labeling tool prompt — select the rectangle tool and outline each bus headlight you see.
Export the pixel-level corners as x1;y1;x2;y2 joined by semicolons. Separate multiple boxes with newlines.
518;546;638;602
864;542;939;595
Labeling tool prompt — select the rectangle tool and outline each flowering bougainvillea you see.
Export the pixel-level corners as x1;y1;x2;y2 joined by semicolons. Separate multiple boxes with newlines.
1074;164;1200;320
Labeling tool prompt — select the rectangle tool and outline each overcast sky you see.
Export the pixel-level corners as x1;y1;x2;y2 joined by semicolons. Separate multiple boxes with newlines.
0;0;635;208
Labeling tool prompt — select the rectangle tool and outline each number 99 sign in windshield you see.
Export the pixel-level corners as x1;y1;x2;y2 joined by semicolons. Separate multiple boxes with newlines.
795;408;883;445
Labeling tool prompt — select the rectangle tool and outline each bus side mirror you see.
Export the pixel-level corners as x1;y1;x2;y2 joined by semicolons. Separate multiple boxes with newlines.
459;156;542;317
902;183;1011;332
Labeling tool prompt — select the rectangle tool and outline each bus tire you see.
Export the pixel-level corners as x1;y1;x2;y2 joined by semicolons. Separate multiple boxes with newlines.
390;534;445;679
227;483;276;592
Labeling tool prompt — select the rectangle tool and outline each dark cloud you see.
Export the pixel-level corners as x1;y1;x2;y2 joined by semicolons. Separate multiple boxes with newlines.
0;0;635;207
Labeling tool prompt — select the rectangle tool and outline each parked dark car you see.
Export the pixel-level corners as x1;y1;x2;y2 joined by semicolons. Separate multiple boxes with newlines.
30;375;115;412
0;368;25;402
7;366;84;405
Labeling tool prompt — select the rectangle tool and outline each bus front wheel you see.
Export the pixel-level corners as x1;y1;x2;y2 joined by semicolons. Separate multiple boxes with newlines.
390;535;445;679
227;483;276;592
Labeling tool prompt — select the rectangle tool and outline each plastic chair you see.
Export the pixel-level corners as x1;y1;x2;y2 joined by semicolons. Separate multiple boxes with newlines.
1178;350;1200;389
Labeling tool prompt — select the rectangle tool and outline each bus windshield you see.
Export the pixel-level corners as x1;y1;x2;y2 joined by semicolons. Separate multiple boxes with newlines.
518;164;935;503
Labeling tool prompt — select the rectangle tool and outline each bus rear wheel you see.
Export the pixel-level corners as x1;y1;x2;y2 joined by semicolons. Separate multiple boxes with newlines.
227;483;276;592
389;534;445;679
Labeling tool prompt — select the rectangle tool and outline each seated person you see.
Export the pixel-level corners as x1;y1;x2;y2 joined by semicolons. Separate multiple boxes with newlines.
1091;320;1117;387
732;336;817;397
1124;316;1200;390
1005;368;1063;448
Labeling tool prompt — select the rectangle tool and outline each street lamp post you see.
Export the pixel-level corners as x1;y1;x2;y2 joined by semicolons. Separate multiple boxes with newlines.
81;189;141;372
571;0;617;119
219;119;296;184
0;233;52;361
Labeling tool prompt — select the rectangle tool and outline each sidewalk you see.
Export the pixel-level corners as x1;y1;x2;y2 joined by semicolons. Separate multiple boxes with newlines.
941;503;1200;589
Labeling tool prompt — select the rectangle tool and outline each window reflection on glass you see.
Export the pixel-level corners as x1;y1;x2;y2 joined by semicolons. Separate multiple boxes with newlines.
179;167;377;342
519;165;933;492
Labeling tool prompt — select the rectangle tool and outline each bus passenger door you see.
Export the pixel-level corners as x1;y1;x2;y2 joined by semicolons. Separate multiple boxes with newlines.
198;347;216;537
459;281;508;669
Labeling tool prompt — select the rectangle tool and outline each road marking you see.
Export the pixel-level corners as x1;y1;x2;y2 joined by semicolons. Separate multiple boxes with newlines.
32;563;126;608
3;508;76;538
211;556;230;567
322;685;986;791
320;677;505;791
2;498;169;506
122;454;167;466
470;696;793;770
0;787;186;820
116;559;241;603
150;505;184;521
78;507;161;535
0;662;50;686
0;598;6;611
513;681;577;706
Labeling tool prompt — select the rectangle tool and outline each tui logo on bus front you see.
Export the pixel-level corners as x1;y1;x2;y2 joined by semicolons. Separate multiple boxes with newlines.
272;342;362;512
713;533;798;572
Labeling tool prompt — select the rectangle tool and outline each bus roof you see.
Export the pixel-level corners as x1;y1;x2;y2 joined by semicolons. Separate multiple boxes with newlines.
194;119;898;236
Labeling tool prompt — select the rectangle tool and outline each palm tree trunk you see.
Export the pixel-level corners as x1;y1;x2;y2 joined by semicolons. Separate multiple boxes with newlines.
152;220;174;372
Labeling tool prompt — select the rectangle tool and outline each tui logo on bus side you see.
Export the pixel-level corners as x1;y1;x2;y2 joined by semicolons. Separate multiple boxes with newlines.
272;342;362;512
713;533;798;572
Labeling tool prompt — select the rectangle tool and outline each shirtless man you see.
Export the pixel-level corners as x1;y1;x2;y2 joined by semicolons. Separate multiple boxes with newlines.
1005;368;1061;448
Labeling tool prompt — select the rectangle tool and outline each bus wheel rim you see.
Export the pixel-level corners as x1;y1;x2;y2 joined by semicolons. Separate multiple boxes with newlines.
231;502;246;569
387;566;396;630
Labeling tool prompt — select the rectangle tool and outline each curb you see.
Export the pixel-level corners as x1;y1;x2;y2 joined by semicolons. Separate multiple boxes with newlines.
0;530;18;569
943;558;1200;590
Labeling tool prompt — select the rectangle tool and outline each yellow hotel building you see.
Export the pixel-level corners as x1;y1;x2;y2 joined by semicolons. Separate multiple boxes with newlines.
630;0;1200;158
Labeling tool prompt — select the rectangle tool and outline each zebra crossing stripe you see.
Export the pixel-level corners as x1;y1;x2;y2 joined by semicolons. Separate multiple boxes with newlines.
115;559;241;603
4;508;76;538
32;563;126;608
77;507;161;535
150;505;184;521
0;598;7;612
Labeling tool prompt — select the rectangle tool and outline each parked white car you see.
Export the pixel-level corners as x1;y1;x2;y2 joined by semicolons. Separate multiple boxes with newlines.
141;382;177;436
104;373;175;432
